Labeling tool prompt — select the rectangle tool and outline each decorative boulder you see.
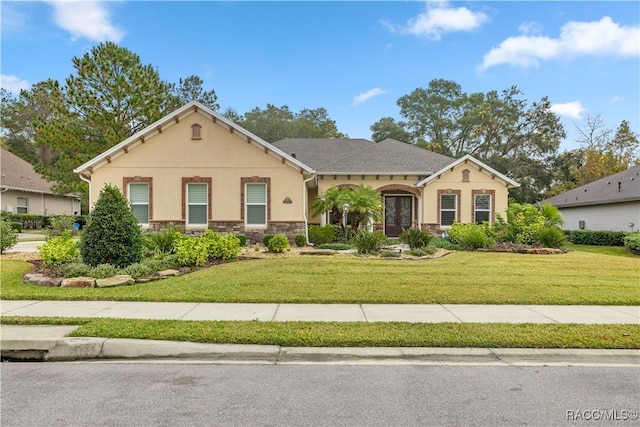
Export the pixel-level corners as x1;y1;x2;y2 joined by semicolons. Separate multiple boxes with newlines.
61;277;96;288
158;269;181;277
96;275;135;288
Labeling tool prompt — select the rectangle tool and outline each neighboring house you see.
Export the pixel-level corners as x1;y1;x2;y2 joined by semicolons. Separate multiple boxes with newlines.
74;101;519;242
546;165;640;232
1;148;81;217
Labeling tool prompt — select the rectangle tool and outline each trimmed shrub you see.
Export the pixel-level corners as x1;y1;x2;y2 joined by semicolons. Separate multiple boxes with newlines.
318;243;352;250
623;233;640;254
350;229;386;254
80;184;144;268
59;262;92;278
262;234;275;246
39;231;80;267
202;229;241;260
536;226;566;248
399;228;432;249
236;234;247;246
449;223;494;250
89;263;120;279
121;262;155;279
174;234;209;267
294;234;306;247
267;234;289;253
308;225;341;245
0;221;19;253
564;230;627;246
9;222;22;232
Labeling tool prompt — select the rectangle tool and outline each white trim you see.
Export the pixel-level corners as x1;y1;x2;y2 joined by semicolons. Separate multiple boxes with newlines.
416;154;519;188
74;100;315;175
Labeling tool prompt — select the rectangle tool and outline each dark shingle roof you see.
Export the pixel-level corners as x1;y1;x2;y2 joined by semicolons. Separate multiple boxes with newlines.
546;165;640;208
0;149;56;194
272;138;454;175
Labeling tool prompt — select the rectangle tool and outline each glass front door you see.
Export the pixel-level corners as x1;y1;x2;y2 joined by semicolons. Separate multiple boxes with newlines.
384;196;412;237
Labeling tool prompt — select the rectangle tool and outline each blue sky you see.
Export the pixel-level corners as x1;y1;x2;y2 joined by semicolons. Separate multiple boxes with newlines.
1;1;638;152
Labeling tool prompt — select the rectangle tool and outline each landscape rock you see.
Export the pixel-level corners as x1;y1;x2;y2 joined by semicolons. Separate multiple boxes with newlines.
36;277;63;287
24;273;47;284
61;277;96;288
158;269;181;277
96;275;135;288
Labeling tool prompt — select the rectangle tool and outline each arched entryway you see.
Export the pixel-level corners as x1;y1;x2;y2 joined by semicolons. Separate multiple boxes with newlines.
377;185;421;237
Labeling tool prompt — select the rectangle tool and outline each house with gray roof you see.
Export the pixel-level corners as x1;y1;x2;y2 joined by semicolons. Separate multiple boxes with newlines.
74;101;518;241
546;165;640;232
1;149;81;217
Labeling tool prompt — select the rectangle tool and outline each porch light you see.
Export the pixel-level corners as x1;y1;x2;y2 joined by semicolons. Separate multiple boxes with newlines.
342;203;350;243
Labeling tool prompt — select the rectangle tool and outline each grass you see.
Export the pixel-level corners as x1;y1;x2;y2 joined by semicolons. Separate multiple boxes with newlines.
1;316;638;349
565;243;636;257
1;251;638;305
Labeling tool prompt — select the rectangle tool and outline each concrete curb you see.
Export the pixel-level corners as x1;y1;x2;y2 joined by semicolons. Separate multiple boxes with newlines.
2;336;639;365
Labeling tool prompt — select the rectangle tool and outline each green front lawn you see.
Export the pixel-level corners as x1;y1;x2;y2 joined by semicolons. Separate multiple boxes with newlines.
2;250;638;305
565;243;637;257
2;317;638;349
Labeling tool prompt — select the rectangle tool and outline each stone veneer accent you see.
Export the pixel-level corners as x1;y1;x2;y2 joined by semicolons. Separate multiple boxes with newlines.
149;220;306;243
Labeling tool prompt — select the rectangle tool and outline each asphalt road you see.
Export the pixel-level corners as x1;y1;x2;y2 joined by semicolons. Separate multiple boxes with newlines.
2;363;639;426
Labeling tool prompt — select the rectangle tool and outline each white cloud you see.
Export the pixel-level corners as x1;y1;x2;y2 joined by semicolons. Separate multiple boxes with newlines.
1;75;30;93
550;101;586;119
518;21;543;35
610;95;622;103
352;88;388;106
480;17;640;70
46;0;123;43
384;1;488;41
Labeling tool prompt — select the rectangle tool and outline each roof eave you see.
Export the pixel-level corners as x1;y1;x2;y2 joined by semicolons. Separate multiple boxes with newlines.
74;101;315;175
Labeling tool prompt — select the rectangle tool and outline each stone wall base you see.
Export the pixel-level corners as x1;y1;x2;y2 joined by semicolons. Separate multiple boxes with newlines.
149;220;306;244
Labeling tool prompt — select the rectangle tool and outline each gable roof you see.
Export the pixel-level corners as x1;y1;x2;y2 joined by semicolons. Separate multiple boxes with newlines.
74;101;314;176
415;154;520;188
272;138;455;175
546;165;640;208
1;149;58;195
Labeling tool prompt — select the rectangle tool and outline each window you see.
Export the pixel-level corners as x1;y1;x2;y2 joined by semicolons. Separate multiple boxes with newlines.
129;183;149;224
246;183;266;225
16;197;28;214
440;194;457;226
475;194;491;224
187;183;208;225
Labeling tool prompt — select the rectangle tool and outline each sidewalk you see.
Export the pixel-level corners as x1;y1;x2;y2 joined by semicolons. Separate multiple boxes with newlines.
1;300;638;364
2;300;639;323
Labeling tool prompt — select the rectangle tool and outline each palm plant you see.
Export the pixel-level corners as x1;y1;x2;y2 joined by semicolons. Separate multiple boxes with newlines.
309;187;349;226
347;185;383;230
539;202;564;227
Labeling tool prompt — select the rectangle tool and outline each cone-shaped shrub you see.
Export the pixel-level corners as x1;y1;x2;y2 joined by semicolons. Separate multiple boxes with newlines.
81;184;143;268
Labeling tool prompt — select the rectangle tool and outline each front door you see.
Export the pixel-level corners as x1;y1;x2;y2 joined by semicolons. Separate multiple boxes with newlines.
384;196;412;237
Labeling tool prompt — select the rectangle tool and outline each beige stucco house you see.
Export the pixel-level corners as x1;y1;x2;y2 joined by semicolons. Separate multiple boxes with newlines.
1;148;81;217
74;101;519;243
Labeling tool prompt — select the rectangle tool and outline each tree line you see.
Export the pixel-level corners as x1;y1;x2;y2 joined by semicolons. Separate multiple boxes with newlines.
1;42;637;206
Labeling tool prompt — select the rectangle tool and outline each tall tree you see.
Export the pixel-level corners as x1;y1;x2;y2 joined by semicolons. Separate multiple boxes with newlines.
168;75;219;111
573;115;639;186
370;117;412;143
33;42;172;197
232;104;346;142
386;79;566;202
1;82;64;168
